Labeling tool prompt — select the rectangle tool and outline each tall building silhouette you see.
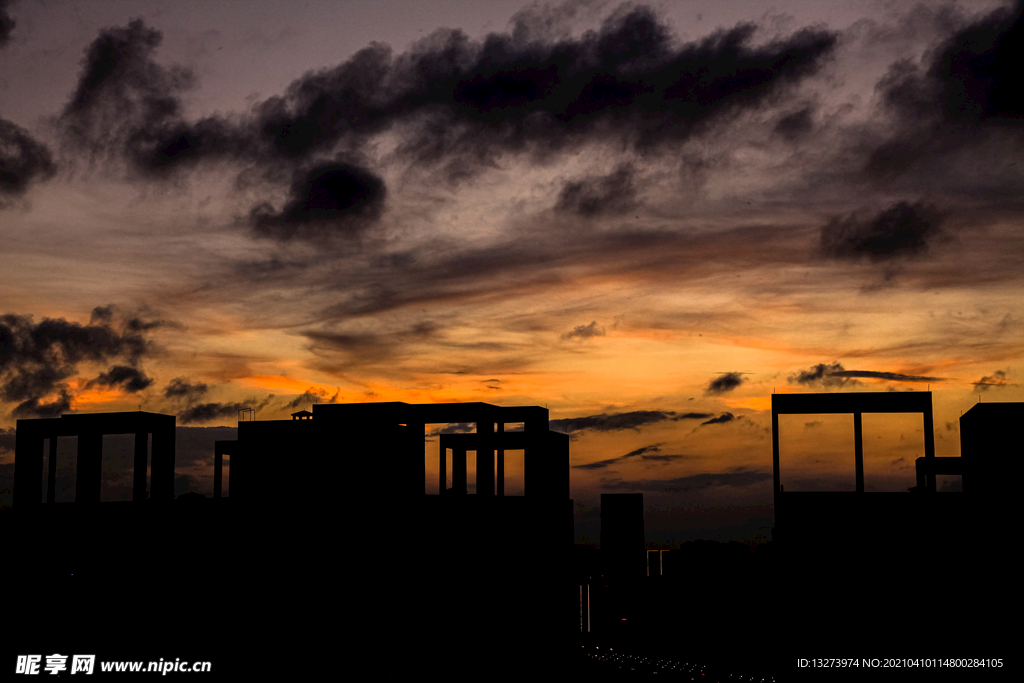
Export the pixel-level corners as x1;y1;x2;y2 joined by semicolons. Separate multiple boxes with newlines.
6;402;573;677
767;391;1011;665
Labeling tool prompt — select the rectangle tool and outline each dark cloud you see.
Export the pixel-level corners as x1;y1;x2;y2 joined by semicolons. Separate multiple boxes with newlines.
250;160;387;241
12;391;72;418
700;412;735;426
285;387;339;410
973;370;1012;390
601;466;771;492
867;2;1024;179
87;365;153;393
550;410;675;434
0;118;57;203
0;0;13;48
163;377;208;402
387;10;836;171
821;201;946;261
829;370;945;383
773;105;814;141
705;372;744;395
573;443;662;470
429;422;476;436
788;362;861;388
0;308;160;417
562;321;605;340
62;10;836;201
909;1;1024;127
177;402;250;425
177;394;274;425
555;164;637;217
58;20;199;170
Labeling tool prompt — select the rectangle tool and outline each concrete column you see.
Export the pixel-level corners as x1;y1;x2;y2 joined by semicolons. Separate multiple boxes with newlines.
771;404;780;502
496;422;505;497
923;402;936;492
134;431;148;502
524;417;544;498
76;431;103;504
476;420;494;496
151;422;175;501
47;438;58;504
854;412;864;493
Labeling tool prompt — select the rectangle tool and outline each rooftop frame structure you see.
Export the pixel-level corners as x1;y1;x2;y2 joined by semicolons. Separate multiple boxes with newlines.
13;411;176;507
771;391;935;500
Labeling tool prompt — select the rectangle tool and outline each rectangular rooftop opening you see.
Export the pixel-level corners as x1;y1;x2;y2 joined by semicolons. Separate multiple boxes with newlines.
777;414;856;491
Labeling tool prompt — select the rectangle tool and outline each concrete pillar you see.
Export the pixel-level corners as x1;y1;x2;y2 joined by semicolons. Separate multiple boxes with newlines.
771;404;780;502
854;412;864;493
524;417;544;498
47;438;58;504
151;422;175;501
496;422;505;497
923;402;936;492
134;431;148;502
76;431;103;504
476;420;494;496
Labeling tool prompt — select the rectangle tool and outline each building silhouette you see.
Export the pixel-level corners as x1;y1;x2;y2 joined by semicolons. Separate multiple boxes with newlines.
770;391;960;553
6;402;573;677
767;391;1012;667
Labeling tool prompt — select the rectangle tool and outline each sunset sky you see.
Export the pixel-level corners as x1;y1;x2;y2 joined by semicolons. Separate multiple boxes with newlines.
1;0;1020;544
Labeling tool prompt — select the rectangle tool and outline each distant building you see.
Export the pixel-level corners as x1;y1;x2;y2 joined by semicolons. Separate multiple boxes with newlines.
601;492;646;580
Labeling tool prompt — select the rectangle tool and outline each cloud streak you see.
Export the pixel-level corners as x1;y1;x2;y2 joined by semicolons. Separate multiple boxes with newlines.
601;466;771;492
573;443;666;470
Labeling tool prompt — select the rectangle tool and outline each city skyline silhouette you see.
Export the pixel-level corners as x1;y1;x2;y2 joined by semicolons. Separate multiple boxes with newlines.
5;392;1012;679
